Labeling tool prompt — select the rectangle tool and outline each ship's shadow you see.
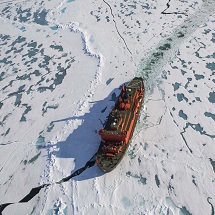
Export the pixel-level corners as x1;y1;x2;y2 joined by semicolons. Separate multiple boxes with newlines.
49;86;121;181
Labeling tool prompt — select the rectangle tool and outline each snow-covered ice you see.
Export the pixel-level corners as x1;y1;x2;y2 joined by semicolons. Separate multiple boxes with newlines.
0;0;215;214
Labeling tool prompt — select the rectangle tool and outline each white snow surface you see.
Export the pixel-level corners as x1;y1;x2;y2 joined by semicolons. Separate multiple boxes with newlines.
0;0;215;214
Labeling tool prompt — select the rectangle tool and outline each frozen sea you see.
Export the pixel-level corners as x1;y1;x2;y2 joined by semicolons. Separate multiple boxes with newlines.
0;0;215;214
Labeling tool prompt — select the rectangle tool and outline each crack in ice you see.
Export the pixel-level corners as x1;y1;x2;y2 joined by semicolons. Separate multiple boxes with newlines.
0;153;97;214
102;0;132;55
161;0;188;16
183;122;215;139
207;197;215;215
169;109;193;153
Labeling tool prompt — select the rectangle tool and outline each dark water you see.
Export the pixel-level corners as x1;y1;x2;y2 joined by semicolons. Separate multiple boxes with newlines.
0;153;97;214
